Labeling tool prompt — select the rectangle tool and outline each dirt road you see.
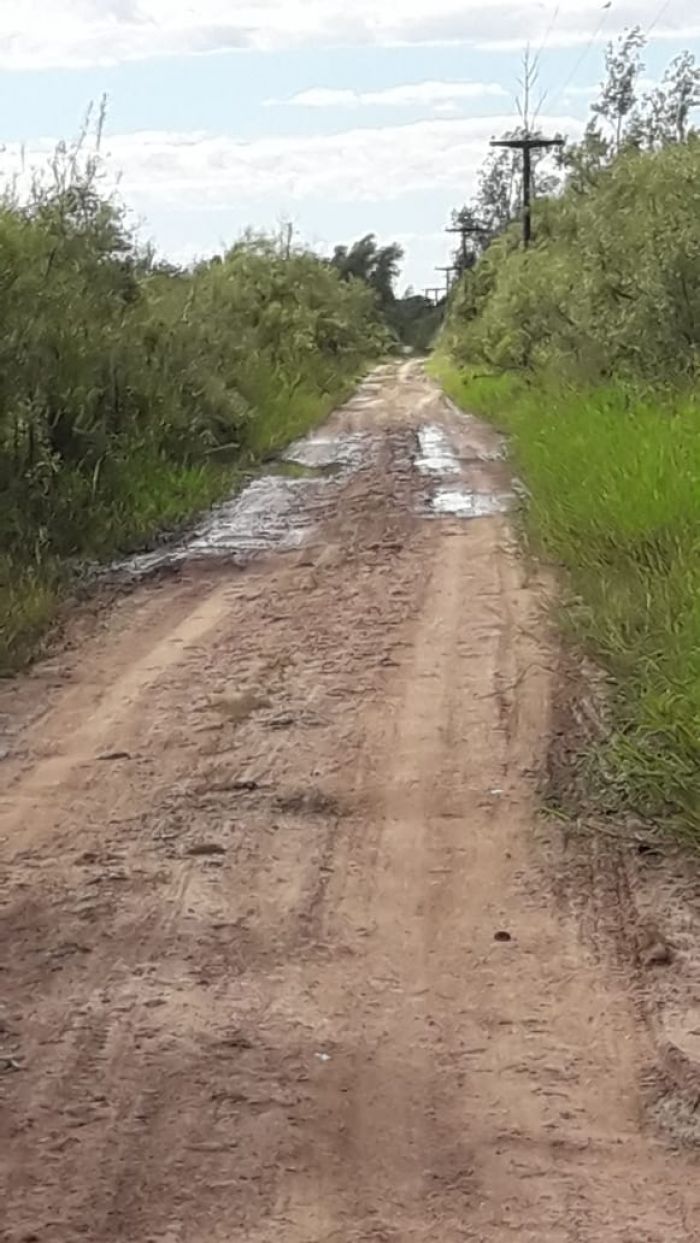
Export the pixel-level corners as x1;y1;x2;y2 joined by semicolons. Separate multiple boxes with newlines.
1;363;698;1241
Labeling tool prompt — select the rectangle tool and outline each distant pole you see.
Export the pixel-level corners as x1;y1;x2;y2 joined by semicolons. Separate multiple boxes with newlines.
436;265;459;296
446;221;491;270
447;225;469;271
490;135;564;248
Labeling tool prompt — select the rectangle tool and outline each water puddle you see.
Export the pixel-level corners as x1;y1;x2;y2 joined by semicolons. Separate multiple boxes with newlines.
415;425;461;476
284;430;372;472
113;429;376;579
414;424;514;521
431;488;513;518
111;402;517;581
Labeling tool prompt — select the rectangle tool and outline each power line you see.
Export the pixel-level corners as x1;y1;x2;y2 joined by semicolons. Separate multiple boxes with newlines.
533;3;561;78
531;7;562;128
545;1;675;129
545;6;613;117
645;0;675;37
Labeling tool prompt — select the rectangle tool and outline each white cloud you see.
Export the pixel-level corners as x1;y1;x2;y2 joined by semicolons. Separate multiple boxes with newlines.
563;75;659;100
0;1;698;69
268;81;508;110
0;112;583;210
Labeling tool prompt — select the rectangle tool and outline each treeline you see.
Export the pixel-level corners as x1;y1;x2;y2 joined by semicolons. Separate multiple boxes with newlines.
439;31;700;835
0;140;389;669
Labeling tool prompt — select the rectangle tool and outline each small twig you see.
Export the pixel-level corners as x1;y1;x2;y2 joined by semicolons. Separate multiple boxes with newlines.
476;662;557;700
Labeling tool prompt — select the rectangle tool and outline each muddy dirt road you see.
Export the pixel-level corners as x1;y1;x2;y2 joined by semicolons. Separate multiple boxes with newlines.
1;362;698;1241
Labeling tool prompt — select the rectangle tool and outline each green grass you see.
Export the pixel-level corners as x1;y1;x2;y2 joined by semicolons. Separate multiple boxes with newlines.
431;355;700;836
0;372;358;676
0;457;238;675
241;371;358;459
0;561;62;674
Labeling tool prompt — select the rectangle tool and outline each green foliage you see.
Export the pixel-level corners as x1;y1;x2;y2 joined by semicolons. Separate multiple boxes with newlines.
434;362;700;834
331;234;404;311
444;139;700;381
591;25;646;149
0;147;386;672
331;234;444;351
386;293;444;353
437;37;700;837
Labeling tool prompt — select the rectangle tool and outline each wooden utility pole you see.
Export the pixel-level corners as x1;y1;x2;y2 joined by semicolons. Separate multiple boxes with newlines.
489;134;563;248
436;265;459;296
446;221;491;270
423;286;443;305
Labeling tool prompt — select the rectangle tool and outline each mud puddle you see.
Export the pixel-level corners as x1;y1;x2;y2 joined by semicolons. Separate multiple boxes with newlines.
431;488;513;518
414;424;514;520
112;402;514;582
112;429;378;579
415;425;461;477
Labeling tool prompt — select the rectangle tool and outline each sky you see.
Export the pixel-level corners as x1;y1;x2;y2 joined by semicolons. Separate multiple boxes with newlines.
0;1;699;291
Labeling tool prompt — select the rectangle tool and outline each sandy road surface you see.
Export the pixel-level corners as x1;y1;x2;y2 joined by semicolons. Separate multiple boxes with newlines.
1;363;698;1241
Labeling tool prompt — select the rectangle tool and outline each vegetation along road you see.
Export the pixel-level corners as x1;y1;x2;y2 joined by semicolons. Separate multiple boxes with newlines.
2;362;699;1242
3;25;700;1241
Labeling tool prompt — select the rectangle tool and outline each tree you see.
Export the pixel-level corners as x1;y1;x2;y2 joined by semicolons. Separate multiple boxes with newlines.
632;52;700;148
330;234;404;310
388;292;443;352
590;26;646;150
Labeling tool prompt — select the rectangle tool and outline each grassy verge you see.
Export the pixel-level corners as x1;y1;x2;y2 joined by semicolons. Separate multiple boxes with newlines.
431;355;700;837
0;374;358;677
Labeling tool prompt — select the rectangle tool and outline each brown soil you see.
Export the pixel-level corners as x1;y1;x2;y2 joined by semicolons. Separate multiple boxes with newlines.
1;362;698;1242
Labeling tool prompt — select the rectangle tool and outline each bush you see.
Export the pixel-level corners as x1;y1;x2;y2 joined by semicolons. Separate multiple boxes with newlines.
444;140;700;383
0;152;387;671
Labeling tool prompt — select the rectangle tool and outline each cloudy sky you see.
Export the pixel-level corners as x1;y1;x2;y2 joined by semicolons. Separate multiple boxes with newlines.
1;1;698;289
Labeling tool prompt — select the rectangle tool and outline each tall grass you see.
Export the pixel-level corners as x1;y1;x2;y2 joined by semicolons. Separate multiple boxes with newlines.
434;359;700;836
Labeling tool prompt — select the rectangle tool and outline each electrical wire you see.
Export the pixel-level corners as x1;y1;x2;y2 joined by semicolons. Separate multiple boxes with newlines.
533;3;562;76
530;6;562;127
544;4;614;118
645;0;675;37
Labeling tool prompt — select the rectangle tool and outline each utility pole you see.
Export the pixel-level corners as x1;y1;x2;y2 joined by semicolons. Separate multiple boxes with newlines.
423;286;443;305
435;265;459;296
488;46;564;250
445;221;491;270
490;134;563;248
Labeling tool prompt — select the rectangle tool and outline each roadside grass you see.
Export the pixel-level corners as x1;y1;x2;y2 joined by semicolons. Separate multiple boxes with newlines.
241;367;359;459
0;561;62;675
431;355;700;837
0;456;238;677
0;371;358;677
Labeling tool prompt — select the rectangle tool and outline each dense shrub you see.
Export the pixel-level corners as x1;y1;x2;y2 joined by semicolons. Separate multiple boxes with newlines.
0;153;386;669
